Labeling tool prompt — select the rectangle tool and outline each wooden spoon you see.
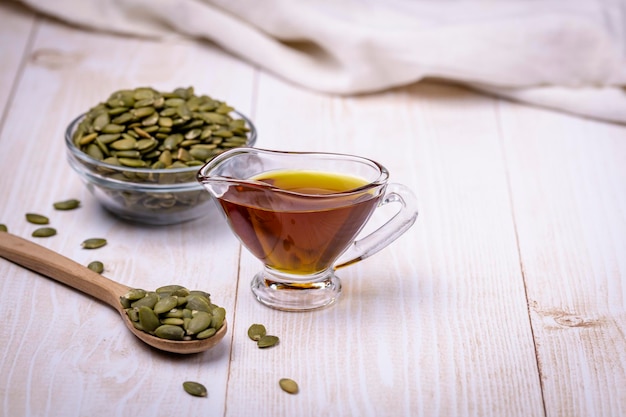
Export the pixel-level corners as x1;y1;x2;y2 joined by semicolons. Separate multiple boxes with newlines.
0;232;226;354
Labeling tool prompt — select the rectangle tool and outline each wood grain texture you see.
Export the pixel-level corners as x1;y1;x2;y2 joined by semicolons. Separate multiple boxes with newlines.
499;103;626;417
1;2;625;416
0;1;34;118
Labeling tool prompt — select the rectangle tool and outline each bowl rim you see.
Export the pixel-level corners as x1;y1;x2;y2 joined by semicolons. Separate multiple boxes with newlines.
65;109;257;175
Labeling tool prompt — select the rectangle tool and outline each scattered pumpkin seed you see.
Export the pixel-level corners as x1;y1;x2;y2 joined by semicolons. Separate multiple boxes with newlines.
87;260;104;273
279;378;299;394
32;227;56;237
182;381;208;397
247;324;266;341
0;224;7;232
53;199;81;210
257;335;279;349
26;213;49;225
81;238;107;249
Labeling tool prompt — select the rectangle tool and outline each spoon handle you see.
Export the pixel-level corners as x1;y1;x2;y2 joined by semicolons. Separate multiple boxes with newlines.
0;232;129;310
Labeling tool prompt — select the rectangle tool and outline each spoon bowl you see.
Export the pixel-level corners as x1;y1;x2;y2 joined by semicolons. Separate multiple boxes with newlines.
0;232;226;354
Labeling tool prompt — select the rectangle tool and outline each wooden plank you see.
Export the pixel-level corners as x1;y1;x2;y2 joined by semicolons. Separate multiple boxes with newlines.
225;78;544;416
0;18;255;417
0;2;35;117
500;103;626;417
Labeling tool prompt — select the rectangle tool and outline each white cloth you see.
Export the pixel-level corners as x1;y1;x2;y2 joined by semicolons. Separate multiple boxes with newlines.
18;0;626;124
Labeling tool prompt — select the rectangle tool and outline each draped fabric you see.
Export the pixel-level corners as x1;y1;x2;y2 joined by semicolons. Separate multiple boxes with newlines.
18;0;626;124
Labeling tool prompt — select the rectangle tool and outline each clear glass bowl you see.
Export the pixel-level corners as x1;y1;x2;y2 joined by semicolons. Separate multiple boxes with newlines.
65;110;257;225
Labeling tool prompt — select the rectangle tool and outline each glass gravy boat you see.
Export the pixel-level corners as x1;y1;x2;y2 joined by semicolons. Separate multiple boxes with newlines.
197;148;418;311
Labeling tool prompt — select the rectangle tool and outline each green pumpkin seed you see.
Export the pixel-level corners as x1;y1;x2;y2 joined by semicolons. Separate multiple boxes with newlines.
160;318;185;326
257;335;279;348
210;307;226;330
81;238;107;249
131;292;159;309
110;137;137;151
26;213;49;225
111;112;134;125
138;305;161;333
86;143;104;160
153;295;178;315
108;106;129;116
0;224;7;232
156;284;185;294
101;123;125;134
196;327;217;339
87;260;104;273
123;288;147;301
247;324;266;341
142;112;159;126
134;98;154;108
32;227;56;237
185;295;212;312
133;107;155;119
186;311;212;335
164;309;184;319
118;158;147;167
134;88;154;100
279;378;299;394
182;381;207;397
78;132;98;145
154;324;185;340
53;199;80;210
125;307;139;322
93;113;110;131
164;98;185;107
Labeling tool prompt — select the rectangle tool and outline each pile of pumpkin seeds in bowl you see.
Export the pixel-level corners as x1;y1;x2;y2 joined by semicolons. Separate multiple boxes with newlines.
120;284;226;341
64;86;257;225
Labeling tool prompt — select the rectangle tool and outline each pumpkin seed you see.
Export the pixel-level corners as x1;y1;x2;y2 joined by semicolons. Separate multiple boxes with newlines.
257;335;279;348
32;227;56;237
210;307;226;330
153;295;178;315
26;213;49;225
160;318;184;326
81;238;107;249
53;199;80;210
87;260;104;273
156;284;186;294
186;311;212;335
182;381;207;397
279;378;299;394
131;292;159;309
185;294;212;312
0;224;7;232
123;288;147;301
155;324;184;340
196;327;217;339
247;324;266;341
138;305;161;333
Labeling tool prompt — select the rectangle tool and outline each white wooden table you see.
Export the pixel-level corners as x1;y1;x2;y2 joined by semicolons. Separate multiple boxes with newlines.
1;2;625;416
